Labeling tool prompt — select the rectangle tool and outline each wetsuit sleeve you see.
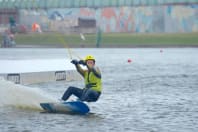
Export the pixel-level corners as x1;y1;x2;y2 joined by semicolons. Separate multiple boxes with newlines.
75;64;85;77
91;66;101;79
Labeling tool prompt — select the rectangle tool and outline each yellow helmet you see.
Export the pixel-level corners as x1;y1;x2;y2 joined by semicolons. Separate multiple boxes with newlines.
85;55;95;61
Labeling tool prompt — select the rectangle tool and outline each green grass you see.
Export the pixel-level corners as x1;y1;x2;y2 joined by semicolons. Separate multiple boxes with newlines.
102;33;198;45
1;32;198;47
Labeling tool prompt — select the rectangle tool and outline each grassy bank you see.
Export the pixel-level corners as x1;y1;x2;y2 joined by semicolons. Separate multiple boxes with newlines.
103;33;198;47
1;32;198;47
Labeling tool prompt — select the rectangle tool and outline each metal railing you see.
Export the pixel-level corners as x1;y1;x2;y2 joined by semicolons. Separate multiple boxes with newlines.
0;0;197;9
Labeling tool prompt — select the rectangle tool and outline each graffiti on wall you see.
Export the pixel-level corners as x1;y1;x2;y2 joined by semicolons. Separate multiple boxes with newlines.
20;5;198;33
165;5;198;32
78;5;198;33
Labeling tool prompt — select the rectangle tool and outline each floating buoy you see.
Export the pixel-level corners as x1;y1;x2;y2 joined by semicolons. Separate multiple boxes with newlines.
127;59;132;63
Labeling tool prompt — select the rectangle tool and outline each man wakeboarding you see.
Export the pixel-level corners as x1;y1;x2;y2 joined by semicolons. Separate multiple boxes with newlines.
61;55;102;102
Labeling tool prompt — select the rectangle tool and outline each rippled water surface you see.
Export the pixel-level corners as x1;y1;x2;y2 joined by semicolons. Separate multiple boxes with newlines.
0;48;198;132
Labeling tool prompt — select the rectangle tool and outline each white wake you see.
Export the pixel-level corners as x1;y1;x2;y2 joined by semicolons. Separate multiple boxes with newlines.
0;78;57;110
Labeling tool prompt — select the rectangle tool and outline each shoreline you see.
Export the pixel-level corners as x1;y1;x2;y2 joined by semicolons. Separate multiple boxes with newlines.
1;32;198;48
12;44;198;48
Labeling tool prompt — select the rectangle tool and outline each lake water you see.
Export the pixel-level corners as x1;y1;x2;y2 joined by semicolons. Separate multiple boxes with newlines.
0;48;198;132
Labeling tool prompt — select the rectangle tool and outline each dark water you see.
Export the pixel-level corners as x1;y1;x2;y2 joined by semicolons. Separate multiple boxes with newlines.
0;48;198;132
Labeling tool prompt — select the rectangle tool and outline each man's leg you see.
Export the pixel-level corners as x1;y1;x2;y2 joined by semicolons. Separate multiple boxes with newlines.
81;89;101;102
61;86;83;101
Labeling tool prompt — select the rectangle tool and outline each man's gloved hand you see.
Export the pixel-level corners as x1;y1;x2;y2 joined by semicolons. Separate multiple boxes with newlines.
79;60;86;66
71;59;78;65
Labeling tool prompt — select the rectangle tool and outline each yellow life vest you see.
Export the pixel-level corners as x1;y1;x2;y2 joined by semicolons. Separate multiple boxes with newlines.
84;71;102;92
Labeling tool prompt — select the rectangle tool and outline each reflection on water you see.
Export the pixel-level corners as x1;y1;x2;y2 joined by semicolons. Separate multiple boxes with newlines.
0;48;198;132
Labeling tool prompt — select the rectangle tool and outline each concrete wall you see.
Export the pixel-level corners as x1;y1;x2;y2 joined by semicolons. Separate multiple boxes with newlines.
0;70;82;85
0;59;80;85
19;5;198;33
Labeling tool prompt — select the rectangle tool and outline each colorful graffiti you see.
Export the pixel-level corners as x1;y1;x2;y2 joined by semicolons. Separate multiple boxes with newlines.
21;5;198;33
165;5;198;32
79;5;198;33
77;7;134;32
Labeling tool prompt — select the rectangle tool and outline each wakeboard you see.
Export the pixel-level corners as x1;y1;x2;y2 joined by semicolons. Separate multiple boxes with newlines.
40;101;90;114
